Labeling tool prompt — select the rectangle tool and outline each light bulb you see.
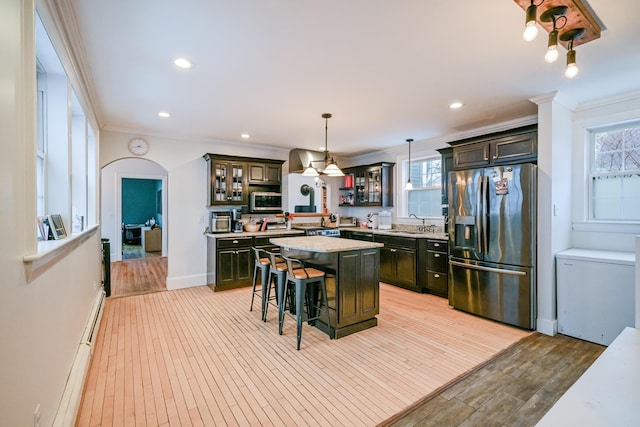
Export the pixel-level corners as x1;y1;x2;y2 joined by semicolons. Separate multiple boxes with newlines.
565;49;579;78
565;63;579;78
405;180;413;191
545;46;559;63
544;29;559;63
523;23;538;41
523;3;538;42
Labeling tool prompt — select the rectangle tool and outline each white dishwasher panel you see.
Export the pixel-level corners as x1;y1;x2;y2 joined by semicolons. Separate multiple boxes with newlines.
556;249;635;346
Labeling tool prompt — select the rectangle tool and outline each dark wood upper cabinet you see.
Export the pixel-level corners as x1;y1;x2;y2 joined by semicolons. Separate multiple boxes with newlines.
203;154;284;207
343;162;394;207
248;162;282;185
450;125;537;170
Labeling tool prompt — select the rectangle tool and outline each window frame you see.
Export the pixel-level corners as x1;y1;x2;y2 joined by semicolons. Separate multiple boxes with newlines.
587;120;640;223
404;155;443;218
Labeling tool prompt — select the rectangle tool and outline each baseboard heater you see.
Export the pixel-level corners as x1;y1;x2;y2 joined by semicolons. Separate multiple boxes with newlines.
53;290;105;427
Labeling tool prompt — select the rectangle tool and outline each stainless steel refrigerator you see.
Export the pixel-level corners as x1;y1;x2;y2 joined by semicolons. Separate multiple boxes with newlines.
448;163;536;329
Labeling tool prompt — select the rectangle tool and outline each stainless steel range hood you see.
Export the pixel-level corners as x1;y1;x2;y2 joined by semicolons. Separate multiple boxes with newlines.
288;148;325;174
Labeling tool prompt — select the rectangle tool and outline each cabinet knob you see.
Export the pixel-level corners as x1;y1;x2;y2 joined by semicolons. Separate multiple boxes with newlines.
434;253;440;258
434;243;440;247
232;240;239;244
434;274;440;278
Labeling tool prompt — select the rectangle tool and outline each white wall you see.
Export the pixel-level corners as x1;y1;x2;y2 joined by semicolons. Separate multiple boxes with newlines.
99;130;290;290
0;1;102;426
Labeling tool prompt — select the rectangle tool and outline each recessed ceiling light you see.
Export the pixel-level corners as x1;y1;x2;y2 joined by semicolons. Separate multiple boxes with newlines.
158;111;170;118
241;133;250;139
449;102;463;109
173;58;192;69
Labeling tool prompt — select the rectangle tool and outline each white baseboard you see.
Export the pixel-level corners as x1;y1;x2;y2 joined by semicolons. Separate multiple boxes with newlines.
166;273;208;290
537;318;558;336
53;290;105;427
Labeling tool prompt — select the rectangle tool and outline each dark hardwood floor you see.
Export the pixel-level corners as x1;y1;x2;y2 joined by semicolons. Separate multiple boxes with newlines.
381;332;605;427
108;256;167;298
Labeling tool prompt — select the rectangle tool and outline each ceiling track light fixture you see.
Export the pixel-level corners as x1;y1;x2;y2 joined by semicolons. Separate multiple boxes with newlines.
522;0;544;41
405;138;414;191
540;6;568;63
302;113;344;177
560;28;585;78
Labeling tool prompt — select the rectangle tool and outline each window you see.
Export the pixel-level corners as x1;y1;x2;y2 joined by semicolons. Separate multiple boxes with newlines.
35;11;97;243
407;157;442;217
36;62;47;218
589;121;640;221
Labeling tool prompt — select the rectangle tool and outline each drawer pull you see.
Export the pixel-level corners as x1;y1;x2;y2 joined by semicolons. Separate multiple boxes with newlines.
434;253;440;258
434;243;440;247
434;274;440;278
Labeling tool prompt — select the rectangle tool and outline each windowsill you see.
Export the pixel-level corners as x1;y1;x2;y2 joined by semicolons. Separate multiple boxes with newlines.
23;224;100;282
572;221;640;234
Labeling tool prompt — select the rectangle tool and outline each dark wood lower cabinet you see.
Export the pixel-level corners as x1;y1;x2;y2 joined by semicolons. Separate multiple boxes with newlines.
338;249;380;327
376;235;419;292
216;242;253;288
424;239;448;298
281;247;380;339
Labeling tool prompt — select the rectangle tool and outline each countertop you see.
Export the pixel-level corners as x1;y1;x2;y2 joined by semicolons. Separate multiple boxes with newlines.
555;248;635;265
205;229;304;239
536;326;640;426
204;227;448;241
270;236;383;253
342;227;449;241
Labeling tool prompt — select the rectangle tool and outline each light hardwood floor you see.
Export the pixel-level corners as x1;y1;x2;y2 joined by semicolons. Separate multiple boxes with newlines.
77;281;530;426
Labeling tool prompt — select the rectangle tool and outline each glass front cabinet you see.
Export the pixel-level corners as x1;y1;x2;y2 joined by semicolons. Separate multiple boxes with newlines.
344;162;394;207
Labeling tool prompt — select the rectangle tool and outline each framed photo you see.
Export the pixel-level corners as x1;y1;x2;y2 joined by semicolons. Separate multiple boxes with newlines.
48;214;67;240
37;216;50;241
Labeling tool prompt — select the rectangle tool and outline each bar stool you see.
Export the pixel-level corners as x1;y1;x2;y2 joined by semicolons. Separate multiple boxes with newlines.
264;250;285;322
250;247;271;320
280;255;331;350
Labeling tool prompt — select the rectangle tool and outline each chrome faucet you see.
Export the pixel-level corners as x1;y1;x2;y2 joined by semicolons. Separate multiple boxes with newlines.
409;214;426;232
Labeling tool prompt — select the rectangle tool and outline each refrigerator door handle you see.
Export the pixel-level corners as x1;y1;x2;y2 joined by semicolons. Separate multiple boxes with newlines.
450;260;527;276
475;176;483;254
481;176;489;254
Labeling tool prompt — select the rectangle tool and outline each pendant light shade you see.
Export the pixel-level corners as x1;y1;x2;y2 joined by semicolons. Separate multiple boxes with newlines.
302;162;320;176
405;138;414;191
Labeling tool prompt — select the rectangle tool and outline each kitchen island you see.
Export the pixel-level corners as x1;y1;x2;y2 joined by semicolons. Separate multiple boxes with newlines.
270;236;383;339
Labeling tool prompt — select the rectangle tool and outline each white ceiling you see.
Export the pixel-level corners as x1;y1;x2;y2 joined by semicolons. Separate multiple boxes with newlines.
69;0;640;155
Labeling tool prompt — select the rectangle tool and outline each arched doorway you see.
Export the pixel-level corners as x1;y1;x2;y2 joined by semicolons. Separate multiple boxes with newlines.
101;158;168;297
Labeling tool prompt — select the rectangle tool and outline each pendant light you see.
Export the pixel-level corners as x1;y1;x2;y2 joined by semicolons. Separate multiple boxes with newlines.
522;0;543;41
561;28;585;79
540;6;567;64
405;138;414;191
320;113;344;177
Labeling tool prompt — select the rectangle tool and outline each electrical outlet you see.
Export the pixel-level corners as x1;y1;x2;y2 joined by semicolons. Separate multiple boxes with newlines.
34;404;41;427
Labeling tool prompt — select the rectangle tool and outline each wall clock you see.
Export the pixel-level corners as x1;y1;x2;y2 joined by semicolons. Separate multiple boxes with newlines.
128;138;149;156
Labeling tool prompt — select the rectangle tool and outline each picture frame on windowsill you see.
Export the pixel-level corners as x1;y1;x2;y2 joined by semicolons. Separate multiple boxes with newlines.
48;214;67;240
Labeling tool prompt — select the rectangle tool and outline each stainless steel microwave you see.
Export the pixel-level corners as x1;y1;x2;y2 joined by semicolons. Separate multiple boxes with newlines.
250;192;282;212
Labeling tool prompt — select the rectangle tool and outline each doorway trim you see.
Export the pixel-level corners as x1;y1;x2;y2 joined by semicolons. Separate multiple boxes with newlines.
115;172;168;262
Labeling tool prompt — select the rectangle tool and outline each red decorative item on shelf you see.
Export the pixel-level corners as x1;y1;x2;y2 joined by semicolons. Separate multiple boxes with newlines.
344;175;353;188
